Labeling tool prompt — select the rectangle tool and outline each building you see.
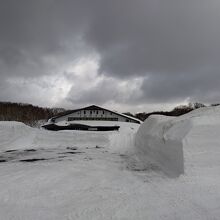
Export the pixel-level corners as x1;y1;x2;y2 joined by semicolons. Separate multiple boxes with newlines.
49;105;141;124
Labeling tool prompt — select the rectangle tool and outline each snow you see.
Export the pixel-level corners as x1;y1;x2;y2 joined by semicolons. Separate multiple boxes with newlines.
135;106;220;177
0;121;35;151
135;115;186;177
0;107;220;219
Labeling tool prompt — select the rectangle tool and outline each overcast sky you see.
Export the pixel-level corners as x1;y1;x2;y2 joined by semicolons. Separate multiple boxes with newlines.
1;0;220;113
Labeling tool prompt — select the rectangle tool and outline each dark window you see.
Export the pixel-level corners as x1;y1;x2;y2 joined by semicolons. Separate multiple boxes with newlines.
84;111;86;114
103;111;104;114
90;110;92;114
67;117;119;121
96;111;98;114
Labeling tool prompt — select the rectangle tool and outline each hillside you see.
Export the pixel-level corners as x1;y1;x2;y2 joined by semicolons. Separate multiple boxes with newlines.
0;102;65;126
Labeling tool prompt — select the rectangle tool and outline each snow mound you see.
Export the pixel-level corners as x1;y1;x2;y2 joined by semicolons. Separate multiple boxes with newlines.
0;121;35;151
0;120;139;152
135;106;220;177
0;121;111;151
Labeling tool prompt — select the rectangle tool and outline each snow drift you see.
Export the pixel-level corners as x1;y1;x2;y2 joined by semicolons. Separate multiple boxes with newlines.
135;106;220;177
0;120;139;152
0;121;35;151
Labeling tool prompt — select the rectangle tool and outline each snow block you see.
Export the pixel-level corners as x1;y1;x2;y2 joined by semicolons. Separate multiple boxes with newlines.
135;115;190;177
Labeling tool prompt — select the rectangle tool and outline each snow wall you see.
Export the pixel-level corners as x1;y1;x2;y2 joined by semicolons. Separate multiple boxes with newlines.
135;116;188;177
135;106;220;177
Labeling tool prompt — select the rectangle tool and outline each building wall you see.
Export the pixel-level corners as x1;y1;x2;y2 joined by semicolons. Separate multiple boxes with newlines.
54;109;137;123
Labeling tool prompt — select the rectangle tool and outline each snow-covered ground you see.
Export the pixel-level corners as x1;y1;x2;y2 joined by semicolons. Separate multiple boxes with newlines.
0;108;220;219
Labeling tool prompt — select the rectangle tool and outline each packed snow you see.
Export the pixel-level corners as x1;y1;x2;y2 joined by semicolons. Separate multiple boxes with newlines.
0;107;220;219
135;106;220;177
135;115;185;177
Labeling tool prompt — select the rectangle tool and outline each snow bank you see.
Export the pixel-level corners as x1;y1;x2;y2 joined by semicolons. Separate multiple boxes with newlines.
0;120;139;152
0;121;35;151
0;121;111;151
135;116;187;177
135;106;220;177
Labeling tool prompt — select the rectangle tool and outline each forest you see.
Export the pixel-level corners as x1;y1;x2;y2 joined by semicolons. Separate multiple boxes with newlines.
0;102;65;127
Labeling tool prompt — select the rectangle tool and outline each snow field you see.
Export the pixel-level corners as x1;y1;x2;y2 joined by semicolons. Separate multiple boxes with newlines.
1;109;220;219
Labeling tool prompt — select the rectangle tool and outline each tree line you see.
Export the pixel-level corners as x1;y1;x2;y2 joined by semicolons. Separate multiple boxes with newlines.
0;102;65;127
124;102;220;121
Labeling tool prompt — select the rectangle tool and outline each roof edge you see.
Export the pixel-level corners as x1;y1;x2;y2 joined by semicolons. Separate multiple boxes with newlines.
50;105;142;123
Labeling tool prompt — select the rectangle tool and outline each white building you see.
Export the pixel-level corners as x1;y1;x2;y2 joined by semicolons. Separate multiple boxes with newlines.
50;105;141;124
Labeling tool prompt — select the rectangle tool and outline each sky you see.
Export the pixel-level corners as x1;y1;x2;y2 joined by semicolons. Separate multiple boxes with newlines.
1;0;220;113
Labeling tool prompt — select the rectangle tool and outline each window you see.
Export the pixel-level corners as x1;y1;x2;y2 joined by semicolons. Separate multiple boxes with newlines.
96;111;98;114
90;110;92;114
67;117;119;121
84;110;86;114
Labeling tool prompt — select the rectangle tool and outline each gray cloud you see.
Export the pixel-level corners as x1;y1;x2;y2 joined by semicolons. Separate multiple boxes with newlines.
66;76;142;105
85;0;220;76
67;78;119;105
0;0;91;78
0;0;220;111
141;68;220;104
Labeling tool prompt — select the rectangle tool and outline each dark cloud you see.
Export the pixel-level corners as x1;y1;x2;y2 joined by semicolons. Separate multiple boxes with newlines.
141;69;220;103
0;0;220;110
85;0;220;77
0;0;91;78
